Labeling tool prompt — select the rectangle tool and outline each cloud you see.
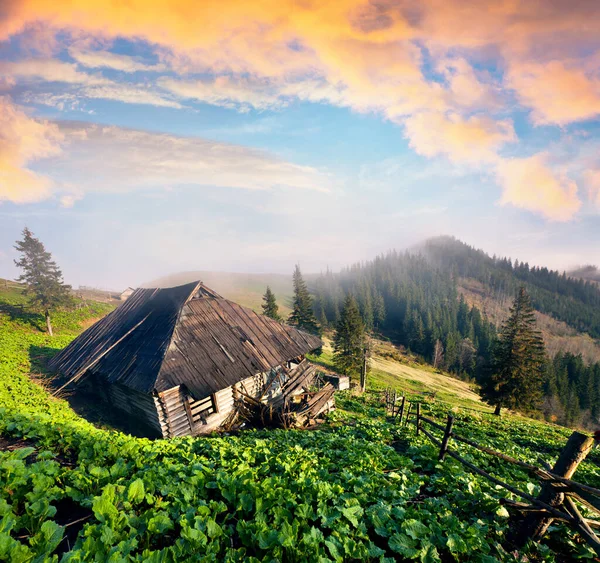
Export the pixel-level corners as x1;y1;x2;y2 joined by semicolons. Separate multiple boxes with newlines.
1;1;597;123
80;84;181;108
69;48;166;72
1;0;599;223
495;154;581;221
158;76;284;111
2;59;181;108
584;170;600;208
0;96;63;203
508;61;600;125
23;121;332;203
403;112;515;163
0;59;107;85
437;58;499;111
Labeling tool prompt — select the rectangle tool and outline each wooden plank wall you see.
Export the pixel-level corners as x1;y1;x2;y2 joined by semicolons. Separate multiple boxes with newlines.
154;386;193;438
191;370;279;435
155;364;304;437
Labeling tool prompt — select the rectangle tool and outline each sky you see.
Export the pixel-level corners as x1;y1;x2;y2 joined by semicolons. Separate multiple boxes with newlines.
0;0;599;289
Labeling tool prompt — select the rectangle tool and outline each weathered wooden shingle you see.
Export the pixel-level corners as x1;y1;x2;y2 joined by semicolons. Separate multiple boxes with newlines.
49;281;321;399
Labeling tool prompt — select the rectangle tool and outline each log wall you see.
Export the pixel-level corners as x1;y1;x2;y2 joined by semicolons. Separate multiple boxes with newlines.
85;362;309;438
86;375;163;437
154;386;193;438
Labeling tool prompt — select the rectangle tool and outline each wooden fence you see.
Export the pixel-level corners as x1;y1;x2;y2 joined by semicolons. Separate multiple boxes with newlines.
385;390;600;555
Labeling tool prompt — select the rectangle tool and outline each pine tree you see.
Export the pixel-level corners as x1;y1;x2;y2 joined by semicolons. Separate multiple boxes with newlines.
334;294;366;378
261;286;281;321
373;290;386;328
288;265;319;334
14;228;71;336
481;287;546;416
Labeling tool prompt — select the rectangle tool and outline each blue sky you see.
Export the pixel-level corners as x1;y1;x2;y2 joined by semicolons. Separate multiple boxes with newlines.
1;1;599;289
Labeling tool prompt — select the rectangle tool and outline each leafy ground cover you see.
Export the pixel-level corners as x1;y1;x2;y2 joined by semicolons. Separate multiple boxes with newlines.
1;289;599;562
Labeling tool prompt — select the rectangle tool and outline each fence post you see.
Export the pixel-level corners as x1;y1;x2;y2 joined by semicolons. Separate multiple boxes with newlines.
416;403;420;436
438;414;454;461
360;347;367;393
404;402;412;426
398;395;406;421
513;431;594;545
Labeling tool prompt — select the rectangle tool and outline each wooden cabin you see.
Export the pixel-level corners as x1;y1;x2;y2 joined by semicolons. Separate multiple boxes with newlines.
49;281;323;438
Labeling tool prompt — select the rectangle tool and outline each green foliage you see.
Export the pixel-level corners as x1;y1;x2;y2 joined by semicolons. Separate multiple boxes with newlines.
333;295;365;377
482;287;546;414
1;287;600;561
261;286;281;321
288;264;320;335
544;352;600;428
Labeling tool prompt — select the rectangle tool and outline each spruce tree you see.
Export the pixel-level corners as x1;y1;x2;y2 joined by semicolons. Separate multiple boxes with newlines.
14;228;71;336
373;290;386;328
481;287;546;416
288;265;319;334
333;294;366;378
261;286;281;321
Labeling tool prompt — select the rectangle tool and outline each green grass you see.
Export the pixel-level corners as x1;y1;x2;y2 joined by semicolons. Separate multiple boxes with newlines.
1;286;599;561
310;338;489;413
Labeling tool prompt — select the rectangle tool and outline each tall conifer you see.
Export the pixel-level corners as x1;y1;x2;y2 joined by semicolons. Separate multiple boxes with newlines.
14;228;71;336
288;265;319;334
481;287;545;415
261;286;281;321
333;294;366;377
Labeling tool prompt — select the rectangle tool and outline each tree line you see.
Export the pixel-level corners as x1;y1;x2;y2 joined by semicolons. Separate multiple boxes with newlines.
263;243;600;428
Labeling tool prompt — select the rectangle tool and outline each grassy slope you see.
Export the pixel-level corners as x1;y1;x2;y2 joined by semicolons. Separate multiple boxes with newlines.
2;286;600;561
310;339;487;413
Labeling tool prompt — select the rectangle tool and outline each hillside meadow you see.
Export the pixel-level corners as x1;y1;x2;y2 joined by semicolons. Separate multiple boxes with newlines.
1;285;599;561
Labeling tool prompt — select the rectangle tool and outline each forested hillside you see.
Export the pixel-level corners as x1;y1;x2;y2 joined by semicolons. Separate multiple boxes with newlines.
420;237;600;338
311;237;600;429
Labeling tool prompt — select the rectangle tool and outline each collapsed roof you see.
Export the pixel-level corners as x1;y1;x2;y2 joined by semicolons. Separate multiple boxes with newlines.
49;281;322;399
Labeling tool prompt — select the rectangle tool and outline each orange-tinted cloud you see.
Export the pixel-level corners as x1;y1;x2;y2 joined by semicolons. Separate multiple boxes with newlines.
1;1;597;120
5;0;600;115
496;154;581;221
508;61;600;125
1;0;600;220
403;112;515;163
0;96;63;203
2;0;597;128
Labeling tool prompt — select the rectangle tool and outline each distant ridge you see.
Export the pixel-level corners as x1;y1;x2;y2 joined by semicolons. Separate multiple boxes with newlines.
142;271;296;315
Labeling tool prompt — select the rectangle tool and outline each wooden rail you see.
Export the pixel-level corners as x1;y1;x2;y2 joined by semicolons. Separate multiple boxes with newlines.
391;395;600;556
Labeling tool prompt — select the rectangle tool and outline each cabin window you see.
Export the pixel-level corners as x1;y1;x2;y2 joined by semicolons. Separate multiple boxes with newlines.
188;394;216;425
